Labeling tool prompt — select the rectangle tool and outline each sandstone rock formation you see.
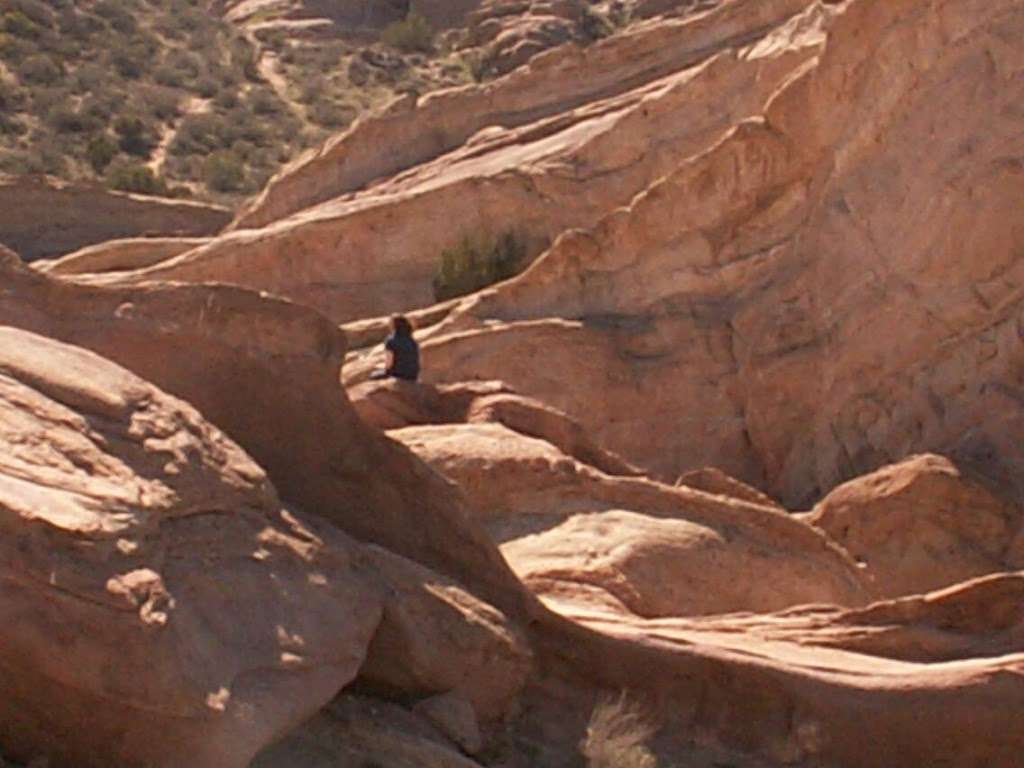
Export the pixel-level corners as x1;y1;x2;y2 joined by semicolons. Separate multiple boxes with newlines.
33;237;211;276
5;0;1024;765
0;327;381;768
339;0;1024;508
0;175;230;262
0;251;529;618
88;0;825;323
253;694;486;768
808;454;1024;598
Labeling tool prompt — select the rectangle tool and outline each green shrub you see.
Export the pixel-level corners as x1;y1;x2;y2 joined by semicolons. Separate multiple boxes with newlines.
17;54;61;84
2;10;40;37
579;7;614;44
308;99;355;128
113;115;155;156
106;160;168;195
93;0;136;34
136;84;181;121
432;231;527;301
381;13;433;54
111;46;149;78
86;134;117;172
47;104;92;132
247;87;281;116
202;150;244;192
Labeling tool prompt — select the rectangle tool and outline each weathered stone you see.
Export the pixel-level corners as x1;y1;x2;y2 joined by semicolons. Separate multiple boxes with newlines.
0;327;382;768
808;455;1023;598
0;175;229;262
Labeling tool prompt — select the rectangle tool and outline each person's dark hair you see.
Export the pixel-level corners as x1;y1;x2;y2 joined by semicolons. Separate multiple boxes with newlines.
392;315;413;337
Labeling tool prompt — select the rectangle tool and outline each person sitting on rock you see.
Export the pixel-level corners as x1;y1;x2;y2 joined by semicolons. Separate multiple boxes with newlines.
371;314;420;381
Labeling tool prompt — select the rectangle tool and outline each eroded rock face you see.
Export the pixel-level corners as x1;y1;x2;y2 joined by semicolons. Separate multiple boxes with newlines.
342;0;1024;507
0;327;382;768
0;252;530;620
253;695;485;768
33;237;210;276
808;455;1023;598
86;0;823;323
389;421;870;615
0;175;230;262
359;545;533;718
351;377;641;476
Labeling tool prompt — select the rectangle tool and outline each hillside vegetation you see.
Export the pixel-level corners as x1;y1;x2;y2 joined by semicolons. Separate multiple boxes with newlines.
0;0;632;205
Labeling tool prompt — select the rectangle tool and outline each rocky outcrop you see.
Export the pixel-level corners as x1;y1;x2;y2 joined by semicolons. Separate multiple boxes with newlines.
0;252;529;619
388;420;870;612
0;327;382;768
0;175;230;262
808;454;1023;598
253;695;486;768
677;467;783;509
86;0;824;323
33;237;210;276
359;544;533;718
350;377;642;476
340;0;1024;506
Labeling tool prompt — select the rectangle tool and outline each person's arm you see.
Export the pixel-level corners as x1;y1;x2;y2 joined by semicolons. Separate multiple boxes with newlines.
384;338;395;373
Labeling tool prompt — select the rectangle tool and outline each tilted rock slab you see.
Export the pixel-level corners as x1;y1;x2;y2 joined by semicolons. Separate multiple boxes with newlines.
80;0;828;322
0;174;230;262
808;454;1024;598
346;0;1024;506
389;421;871;615
0;250;531;620
0;327;382;768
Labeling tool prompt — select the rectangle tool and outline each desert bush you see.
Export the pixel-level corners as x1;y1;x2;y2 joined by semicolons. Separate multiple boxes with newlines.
0;78;24;110
8;0;54;26
2;10;40;37
70;62;107;92
113;114;155;156
86;134;117;172
171;112;227;154
202;150;244;192
0;32;32;62
46;104;92;132
580;693;658;768
17;54;61;84
579;6;614;44
0;148;43;173
136;84;181;121
106;160;168;195
93;0;136;34
213;88;239;109
247;87;281;116
193;74;218;97
432;230;527;301
111;45;150;78
308;99;355;128
381;13;433;54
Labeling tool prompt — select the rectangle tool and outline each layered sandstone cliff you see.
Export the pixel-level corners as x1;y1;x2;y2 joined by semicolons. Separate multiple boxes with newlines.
4;0;1024;766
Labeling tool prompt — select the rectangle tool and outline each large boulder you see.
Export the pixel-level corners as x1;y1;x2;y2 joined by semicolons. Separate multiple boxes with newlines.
807;455;1023;598
0;251;531;621
0;327;382;768
359;545;533;718
389;421;870;615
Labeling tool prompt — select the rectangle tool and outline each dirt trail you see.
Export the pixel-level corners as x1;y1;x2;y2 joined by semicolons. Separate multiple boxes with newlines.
149;96;212;178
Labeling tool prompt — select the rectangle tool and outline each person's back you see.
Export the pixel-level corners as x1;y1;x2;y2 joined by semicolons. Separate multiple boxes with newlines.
385;329;419;381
